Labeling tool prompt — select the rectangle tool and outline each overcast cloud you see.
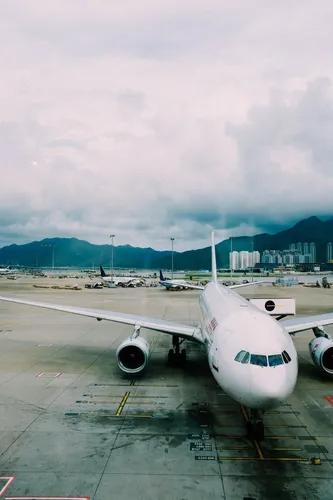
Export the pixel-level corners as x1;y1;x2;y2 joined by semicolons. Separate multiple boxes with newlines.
1;1;333;250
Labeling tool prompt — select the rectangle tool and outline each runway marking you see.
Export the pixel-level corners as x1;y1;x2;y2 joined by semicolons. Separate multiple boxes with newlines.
76;399;121;404
218;456;308;462
324;395;333;406
266;424;306;429
0;477;89;499
124;401;165;405
5;497;90;499
216;446;253;451
36;372;62;378
0;477;15;497
82;394;168;399
271;447;303;452
115;391;130;416
265;436;298;440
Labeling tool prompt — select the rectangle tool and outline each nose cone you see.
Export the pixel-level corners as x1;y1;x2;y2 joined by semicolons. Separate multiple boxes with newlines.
246;364;297;410
252;384;291;410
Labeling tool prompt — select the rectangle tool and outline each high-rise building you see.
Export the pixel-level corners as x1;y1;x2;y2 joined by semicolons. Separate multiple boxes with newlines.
229;251;239;271
309;242;316;263
239;251;249;270
229;251;261;270
327;242;332;262
252;251;260;267
296;242;303;252
303;242;309;254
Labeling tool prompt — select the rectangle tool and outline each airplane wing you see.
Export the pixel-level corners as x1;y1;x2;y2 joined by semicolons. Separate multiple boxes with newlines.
229;280;268;289
182;283;204;290
160;281;204;290
281;313;333;334
0;295;203;343
164;280;267;290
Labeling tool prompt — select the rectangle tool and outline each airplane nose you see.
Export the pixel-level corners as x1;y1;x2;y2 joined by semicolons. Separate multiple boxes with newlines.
249;366;296;410
254;387;288;410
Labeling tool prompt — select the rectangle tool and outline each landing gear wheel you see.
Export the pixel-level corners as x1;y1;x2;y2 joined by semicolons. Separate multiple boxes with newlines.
168;349;175;364
248;420;264;441
254;420;264;441
167;337;187;366
247;410;265;441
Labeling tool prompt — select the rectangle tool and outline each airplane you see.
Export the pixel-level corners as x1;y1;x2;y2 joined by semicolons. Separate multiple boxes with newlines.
0;266;16;275
159;270;203;290
99;266;144;287
1;233;333;441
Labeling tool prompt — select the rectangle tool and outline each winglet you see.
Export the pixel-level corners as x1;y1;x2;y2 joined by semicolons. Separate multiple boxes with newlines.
211;232;217;283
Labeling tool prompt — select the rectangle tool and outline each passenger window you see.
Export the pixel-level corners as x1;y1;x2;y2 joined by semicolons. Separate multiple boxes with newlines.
268;354;284;367
250;354;268;367
234;350;250;364
282;350;291;363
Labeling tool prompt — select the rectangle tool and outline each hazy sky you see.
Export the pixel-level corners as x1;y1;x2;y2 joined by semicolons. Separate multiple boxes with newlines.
1;1;333;250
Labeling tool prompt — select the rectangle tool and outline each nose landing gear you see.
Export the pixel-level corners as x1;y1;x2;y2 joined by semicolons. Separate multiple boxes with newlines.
246;409;265;441
168;335;187;365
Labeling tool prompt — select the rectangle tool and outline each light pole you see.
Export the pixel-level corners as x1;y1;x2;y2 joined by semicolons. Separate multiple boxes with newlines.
42;244;55;270
109;234;115;277
170;237;175;279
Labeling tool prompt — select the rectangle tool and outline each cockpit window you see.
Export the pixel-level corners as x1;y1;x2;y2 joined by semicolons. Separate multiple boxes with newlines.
235;350;250;364
250;354;268;367
235;351;289;367
268;354;284;366
282;350;291;363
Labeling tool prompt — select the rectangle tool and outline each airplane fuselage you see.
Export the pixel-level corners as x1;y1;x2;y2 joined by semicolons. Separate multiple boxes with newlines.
160;279;192;290
199;282;298;410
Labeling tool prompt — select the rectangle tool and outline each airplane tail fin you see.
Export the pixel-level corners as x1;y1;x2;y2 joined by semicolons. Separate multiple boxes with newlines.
159;270;165;281
211;232;218;283
100;265;107;277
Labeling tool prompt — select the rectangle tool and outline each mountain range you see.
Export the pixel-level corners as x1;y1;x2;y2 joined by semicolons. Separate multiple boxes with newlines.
1;216;333;269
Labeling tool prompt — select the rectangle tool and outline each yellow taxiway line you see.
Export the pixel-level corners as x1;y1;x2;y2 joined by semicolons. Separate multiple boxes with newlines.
115;391;131;416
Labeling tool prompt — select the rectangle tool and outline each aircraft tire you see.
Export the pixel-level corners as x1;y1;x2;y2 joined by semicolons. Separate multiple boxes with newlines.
247;420;264;441
168;349;174;364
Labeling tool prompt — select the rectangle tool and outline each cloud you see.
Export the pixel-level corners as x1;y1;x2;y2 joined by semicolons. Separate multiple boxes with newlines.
0;2;333;250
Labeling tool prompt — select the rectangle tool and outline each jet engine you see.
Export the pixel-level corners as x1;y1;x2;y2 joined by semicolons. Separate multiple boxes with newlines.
309;336;333;376
116;336;150;374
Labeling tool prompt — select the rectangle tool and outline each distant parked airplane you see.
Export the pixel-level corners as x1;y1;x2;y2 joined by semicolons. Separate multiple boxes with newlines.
159;270;203;290
0;266;16;275
100;266;143;287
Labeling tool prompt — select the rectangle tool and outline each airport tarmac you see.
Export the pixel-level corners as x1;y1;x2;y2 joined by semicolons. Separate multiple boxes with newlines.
0;276;332;499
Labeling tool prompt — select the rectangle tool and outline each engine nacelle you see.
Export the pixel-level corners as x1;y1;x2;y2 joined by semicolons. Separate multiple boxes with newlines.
309;336;333;376
116;336;150;374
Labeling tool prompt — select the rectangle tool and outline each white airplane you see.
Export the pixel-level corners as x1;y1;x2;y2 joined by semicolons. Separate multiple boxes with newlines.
0;266;16;275
1;233;333;440
159;270;203;290
99;266;144;287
